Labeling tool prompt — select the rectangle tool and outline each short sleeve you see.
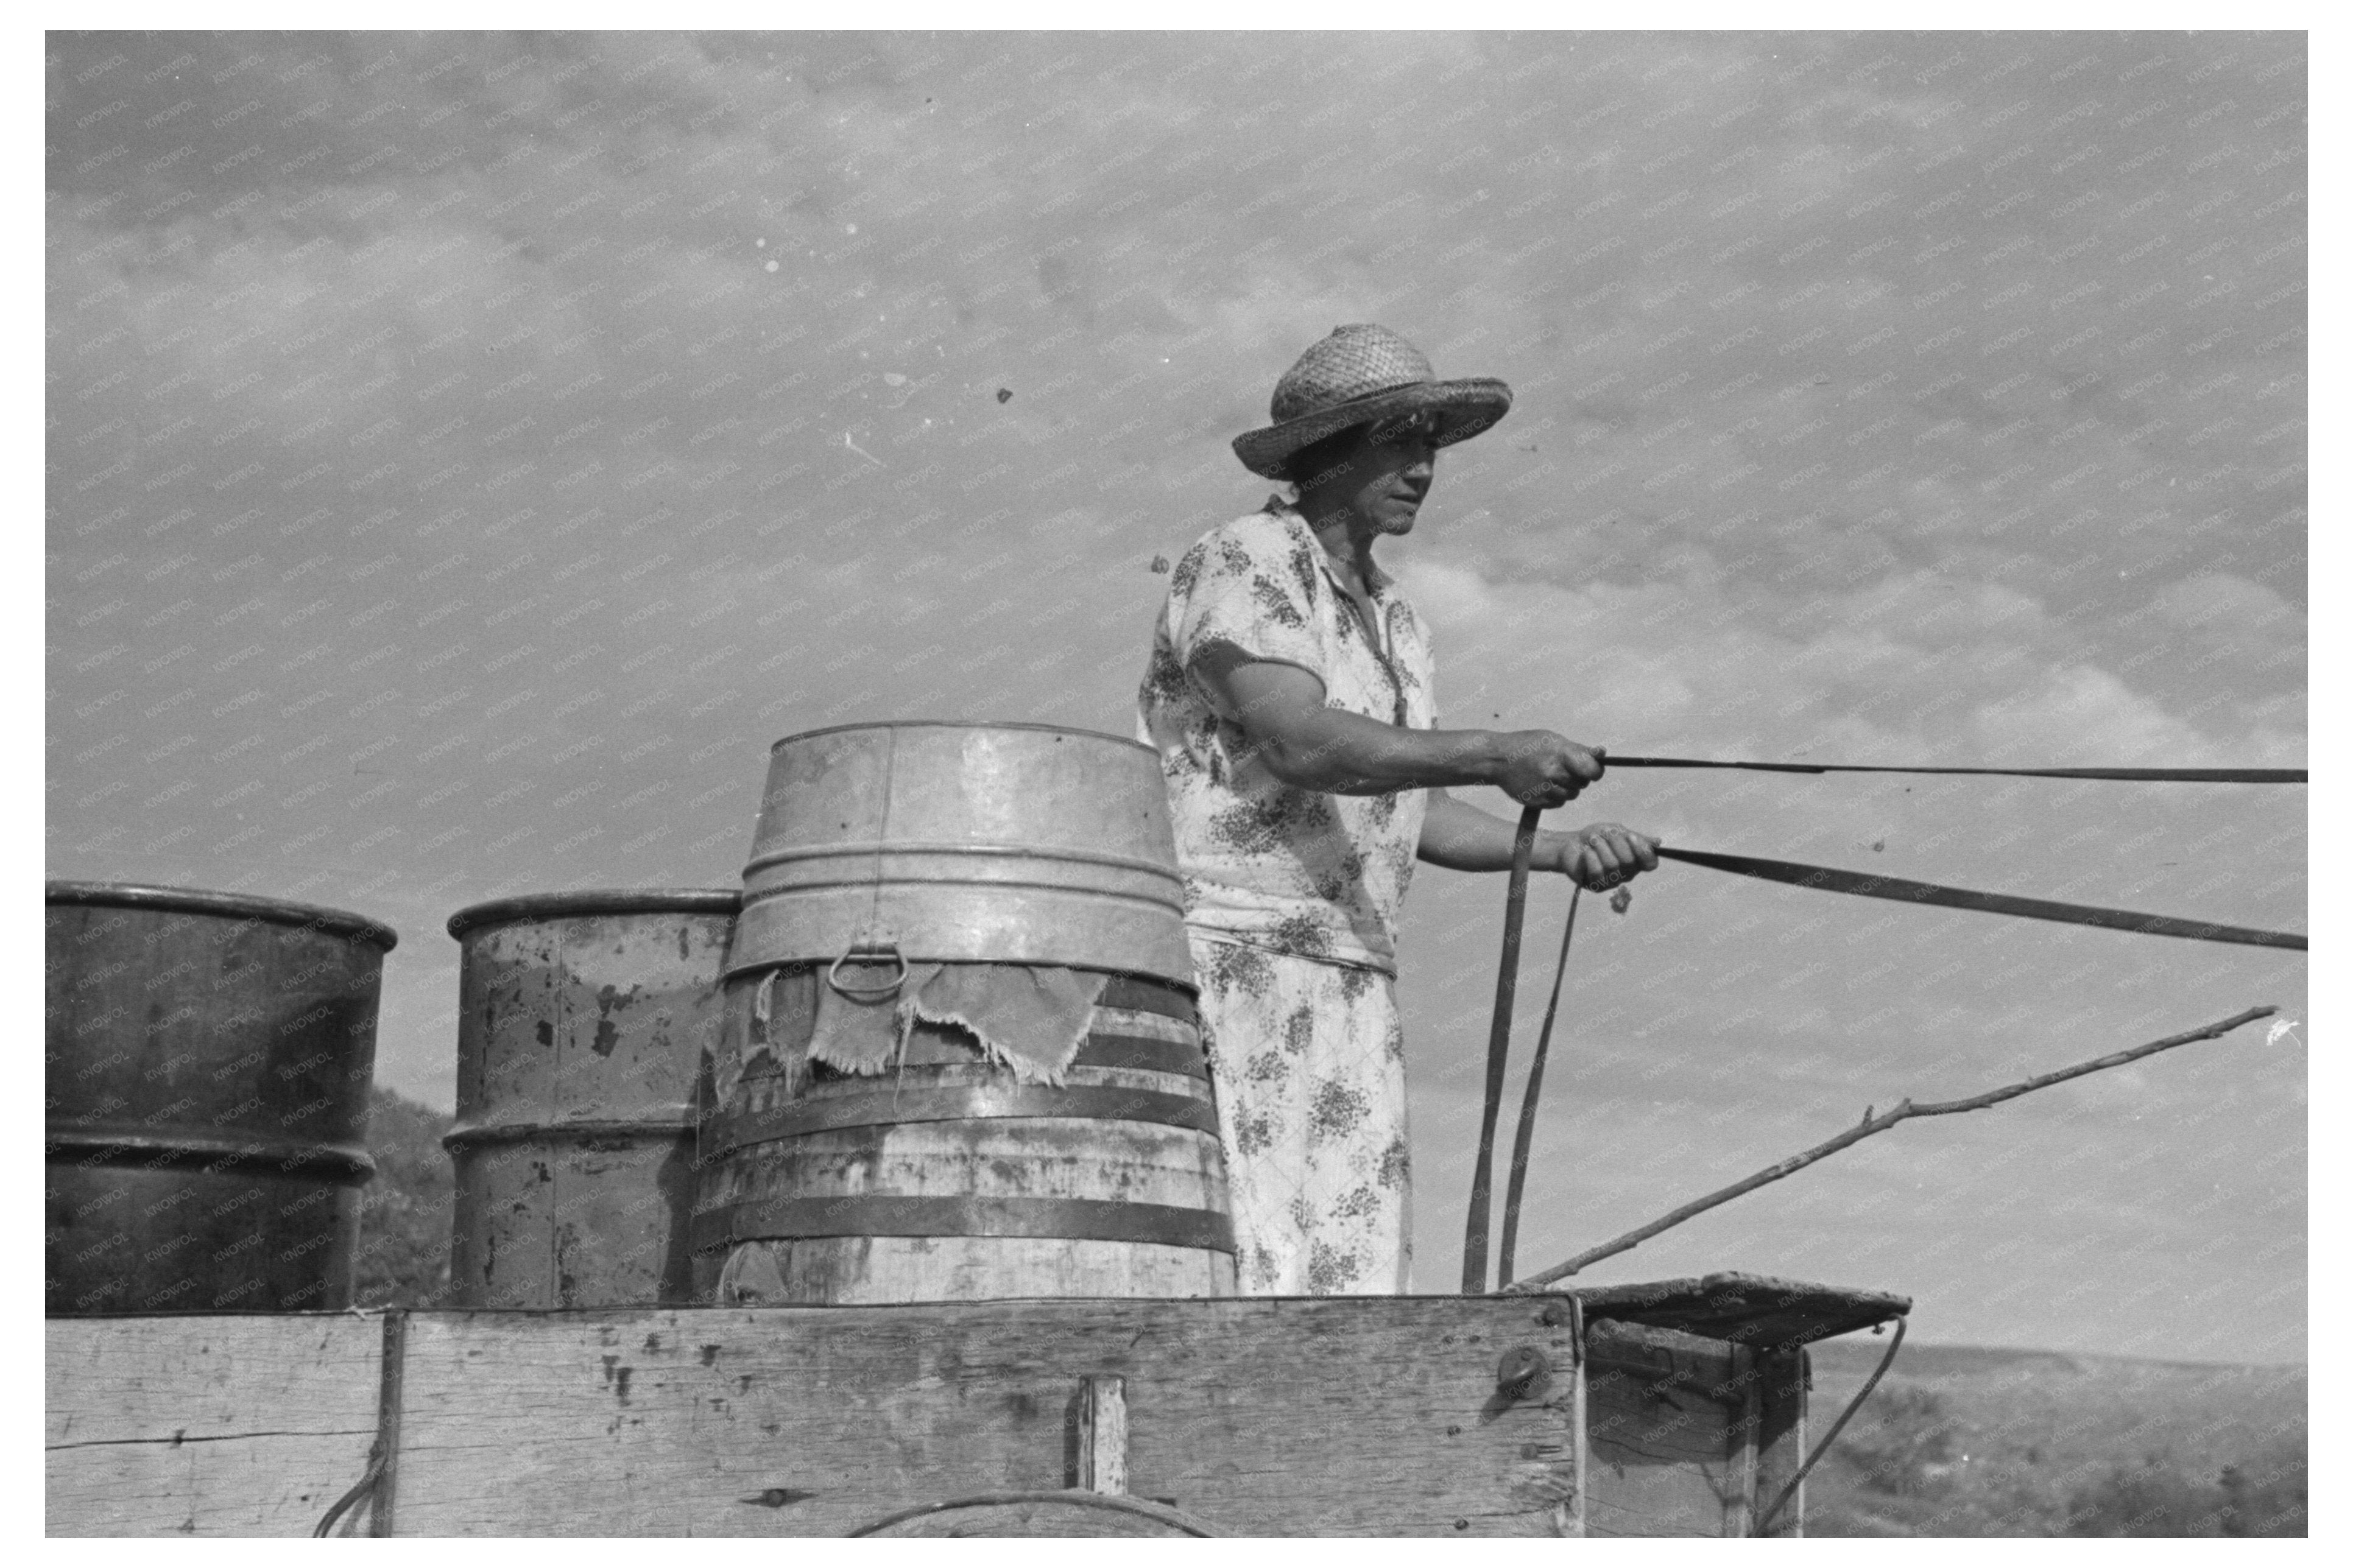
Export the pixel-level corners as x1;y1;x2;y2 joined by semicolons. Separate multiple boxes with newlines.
1170;518;1328;692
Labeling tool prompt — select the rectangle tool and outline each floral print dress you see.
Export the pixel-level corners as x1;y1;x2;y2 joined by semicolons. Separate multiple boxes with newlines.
1137;501;1439;1295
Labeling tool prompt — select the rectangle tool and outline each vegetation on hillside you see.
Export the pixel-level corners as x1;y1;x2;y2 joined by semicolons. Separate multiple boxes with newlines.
355;1085;456;1308
1804;1339;2306;1538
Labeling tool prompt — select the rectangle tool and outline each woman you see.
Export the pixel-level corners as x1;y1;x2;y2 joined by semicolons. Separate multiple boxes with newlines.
1137;323;1659;1295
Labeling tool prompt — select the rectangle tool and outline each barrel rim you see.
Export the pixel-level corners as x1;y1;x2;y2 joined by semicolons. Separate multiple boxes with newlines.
45;880;399;951
769;719;1159;758
446;887;742;939
721;957;1198;998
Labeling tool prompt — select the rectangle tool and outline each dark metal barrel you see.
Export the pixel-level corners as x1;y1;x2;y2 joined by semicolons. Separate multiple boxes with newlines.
445;890;737;1308
45;882;397;1315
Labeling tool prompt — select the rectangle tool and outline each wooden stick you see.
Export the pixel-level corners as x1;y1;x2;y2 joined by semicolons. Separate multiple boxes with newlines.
1503;1005;2278;1292
1500;887;1581;1285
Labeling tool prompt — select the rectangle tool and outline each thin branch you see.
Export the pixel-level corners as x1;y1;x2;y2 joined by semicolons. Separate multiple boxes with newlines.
1502;1005;2278;1293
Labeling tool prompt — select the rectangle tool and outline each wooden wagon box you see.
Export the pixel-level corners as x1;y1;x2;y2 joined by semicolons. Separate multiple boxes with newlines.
46;1270;1907;1538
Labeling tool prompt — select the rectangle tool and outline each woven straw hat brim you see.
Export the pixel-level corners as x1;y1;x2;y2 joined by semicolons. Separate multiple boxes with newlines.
1232;377;1513;479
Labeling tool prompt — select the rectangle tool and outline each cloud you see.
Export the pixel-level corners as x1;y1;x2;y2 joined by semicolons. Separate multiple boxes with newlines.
1395;541;2291;774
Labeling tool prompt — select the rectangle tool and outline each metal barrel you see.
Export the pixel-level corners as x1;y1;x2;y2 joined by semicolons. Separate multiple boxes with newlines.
731;721;1193;988
444;890;737;1308
693;971;1236;1302
45;881;397;1315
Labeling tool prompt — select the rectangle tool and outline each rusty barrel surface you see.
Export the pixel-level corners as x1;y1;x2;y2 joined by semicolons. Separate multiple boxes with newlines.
693;969;1236;1302
445;890;736;1308
731;721;1193;986
46;881;396;1315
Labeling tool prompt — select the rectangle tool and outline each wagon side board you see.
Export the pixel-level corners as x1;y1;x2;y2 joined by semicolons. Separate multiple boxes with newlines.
393;1297;1582;1536
48;1296;1820;1538
45;1315;383;1537
1578;1319;1806;1538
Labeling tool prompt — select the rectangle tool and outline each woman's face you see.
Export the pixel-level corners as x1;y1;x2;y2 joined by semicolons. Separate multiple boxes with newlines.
1312;411;1439;536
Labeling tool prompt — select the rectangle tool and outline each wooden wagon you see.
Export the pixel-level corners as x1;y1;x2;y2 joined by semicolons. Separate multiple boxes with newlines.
48;1270;1907;1538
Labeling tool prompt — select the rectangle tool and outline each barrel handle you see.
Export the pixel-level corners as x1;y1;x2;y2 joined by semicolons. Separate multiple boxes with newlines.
827;943;909;1002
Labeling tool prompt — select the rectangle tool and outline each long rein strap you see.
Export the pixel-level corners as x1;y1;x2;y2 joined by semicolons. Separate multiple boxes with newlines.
1609;757;2306;784
1498;884;1580;1287
1462;804;1542;1294
1657;846;2306;951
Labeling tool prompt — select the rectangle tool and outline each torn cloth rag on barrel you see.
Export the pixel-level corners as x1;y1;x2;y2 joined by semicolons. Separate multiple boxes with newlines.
803;961;1110;1086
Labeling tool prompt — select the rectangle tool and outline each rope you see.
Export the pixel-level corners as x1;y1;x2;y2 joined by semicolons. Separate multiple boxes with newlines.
314;1306;405;1536
1609;757;2305;784
845;1489;1222;1537
1462;804;1542;1294
311;1448;386;1537
1657;846;2305;951
1498;886;1580;1287
1755;1317;1908;1535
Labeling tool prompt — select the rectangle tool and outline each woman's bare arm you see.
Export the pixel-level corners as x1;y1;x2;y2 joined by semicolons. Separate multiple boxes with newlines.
1191;645;1601;804
1417;788;1660;888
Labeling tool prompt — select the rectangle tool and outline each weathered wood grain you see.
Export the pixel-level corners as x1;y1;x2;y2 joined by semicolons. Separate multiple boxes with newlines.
389;1297;1584;1536
1580;1320;1744;1539
1078;1374;1127;1495
1727;1346;1762;1538
1750;1348;1807;1539
700;962;1236;1304
46;1315;381;1537
1566;1272;1911;1349
47;1296;1837;1537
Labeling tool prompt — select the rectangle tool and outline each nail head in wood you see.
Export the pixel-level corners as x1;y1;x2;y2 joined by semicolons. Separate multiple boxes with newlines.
1495;1345;1551;1402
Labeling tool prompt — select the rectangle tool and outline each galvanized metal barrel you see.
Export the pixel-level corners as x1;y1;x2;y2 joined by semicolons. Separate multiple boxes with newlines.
731;721;1193;986
445;890;737;1308
700;720;1230;1301
45;882;396;1315
693;971;1236;1301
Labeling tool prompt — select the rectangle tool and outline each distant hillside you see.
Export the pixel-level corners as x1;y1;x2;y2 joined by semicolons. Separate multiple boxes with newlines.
1804;1337;2305;1537
354;1085;456;1308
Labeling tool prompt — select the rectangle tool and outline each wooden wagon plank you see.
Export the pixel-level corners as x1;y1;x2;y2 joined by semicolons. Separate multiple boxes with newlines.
1570;1271;1911;1349
46;1315;381;1537
1580;1320;1744;1539
1750;1348;1808;1539
389;1296;1583;1537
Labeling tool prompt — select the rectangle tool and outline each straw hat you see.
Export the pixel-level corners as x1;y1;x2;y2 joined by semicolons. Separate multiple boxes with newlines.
1230;324;1512;480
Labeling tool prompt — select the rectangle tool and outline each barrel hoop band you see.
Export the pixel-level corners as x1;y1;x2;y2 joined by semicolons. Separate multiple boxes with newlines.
46;1123;375;1184
704;1083;1218;1154
691;1196;1236;1255
805;1029;1203;1078
735;877;1188;931
1074;1032;1207;1079
741;839;1185;886
721;966;1199;1018
1094;977;1201;1021
442;1114;694;1150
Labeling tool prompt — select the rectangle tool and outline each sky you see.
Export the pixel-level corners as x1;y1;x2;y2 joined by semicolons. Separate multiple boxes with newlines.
45;30;2307;1362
